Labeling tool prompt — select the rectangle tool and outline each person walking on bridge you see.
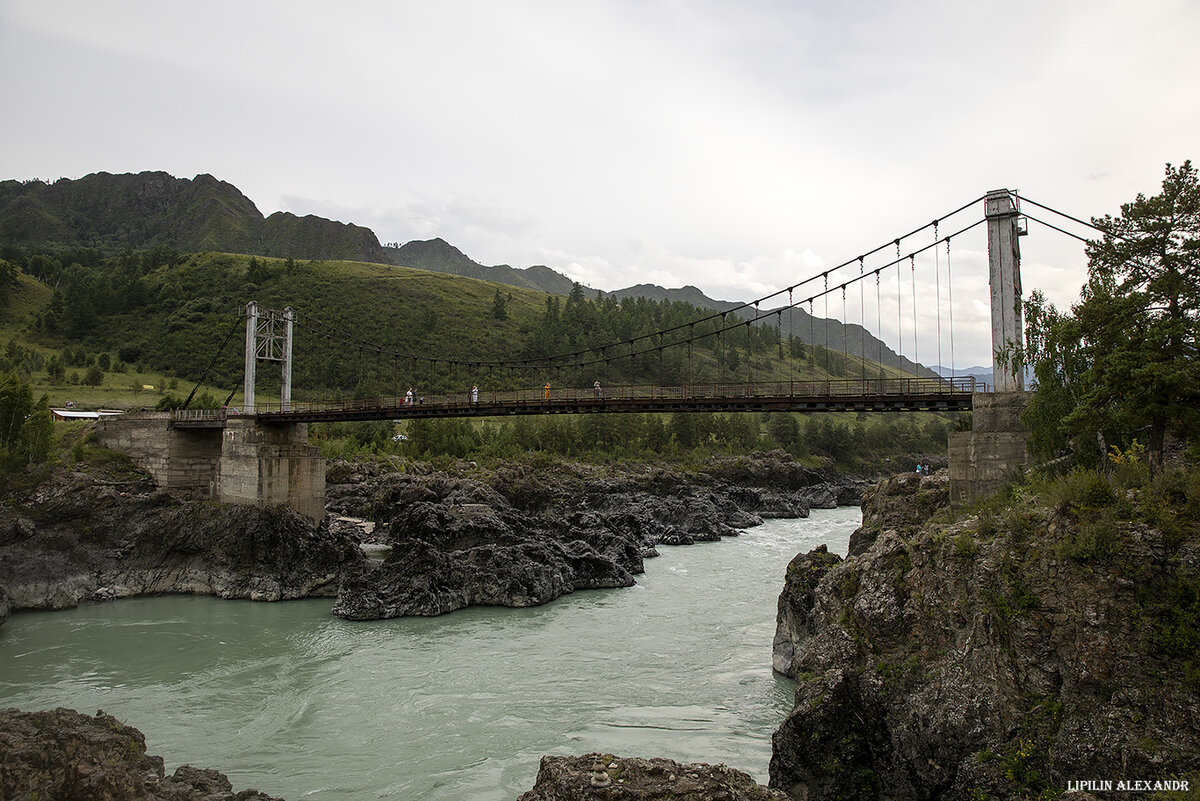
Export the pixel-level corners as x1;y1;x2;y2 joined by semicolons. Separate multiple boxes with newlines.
471;385;479;404
543;382;550;401
594;380;601;399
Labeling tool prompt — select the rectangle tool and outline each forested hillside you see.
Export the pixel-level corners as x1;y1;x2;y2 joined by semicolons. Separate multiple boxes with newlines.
0;246;912;403
390;238;937;379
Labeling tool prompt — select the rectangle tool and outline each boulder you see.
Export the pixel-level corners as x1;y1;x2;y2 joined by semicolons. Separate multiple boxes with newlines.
517;753;787;800
0;707;284;801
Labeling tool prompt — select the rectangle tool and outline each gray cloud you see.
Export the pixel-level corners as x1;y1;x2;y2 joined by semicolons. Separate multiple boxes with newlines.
2;0;1196;369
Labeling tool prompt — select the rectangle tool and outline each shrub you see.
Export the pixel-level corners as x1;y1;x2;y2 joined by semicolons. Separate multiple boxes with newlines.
954;531;979;559
1056;511;1122;562
1042;468;1117;515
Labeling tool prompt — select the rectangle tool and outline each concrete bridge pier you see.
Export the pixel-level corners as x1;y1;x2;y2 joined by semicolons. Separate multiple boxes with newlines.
94;415;325;522
948;391;1029;503
216;419;325;522
947;189;1030;502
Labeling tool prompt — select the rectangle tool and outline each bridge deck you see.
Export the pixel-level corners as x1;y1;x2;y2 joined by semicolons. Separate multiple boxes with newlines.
170;378;981;427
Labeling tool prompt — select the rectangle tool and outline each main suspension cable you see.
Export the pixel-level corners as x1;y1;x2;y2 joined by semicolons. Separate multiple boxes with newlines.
282;213;987;378
182;313;244;410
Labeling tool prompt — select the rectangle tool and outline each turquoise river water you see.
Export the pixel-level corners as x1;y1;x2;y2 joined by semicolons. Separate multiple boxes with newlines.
0;506;860;800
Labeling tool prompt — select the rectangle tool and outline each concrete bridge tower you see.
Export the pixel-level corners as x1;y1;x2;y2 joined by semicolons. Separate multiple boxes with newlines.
948;189;1030;501
243;301;294;414
95;302;323;521
986;189;1025;391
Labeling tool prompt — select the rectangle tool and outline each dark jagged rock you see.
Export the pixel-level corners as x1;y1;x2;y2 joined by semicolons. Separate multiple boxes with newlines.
770;471;1200;800
0;707;284;801
0;463;364;615
0;583;9;627
331;472;641;618
335;536;632;619
326;454;865;619
771;544;843;675
517;753;787;800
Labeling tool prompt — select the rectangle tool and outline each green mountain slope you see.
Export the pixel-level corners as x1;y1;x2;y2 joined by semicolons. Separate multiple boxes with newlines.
391;244;937;379
0;170;935;383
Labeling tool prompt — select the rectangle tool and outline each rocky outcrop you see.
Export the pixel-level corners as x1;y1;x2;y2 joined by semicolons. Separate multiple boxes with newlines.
847;470;949;556
0;463;364;614
771;544;842;676
0;583;10;627
517;753;787;800
332;471;650;618
770;470;1200;800
328;453;862;619
332;474;641;618
0;707;284;800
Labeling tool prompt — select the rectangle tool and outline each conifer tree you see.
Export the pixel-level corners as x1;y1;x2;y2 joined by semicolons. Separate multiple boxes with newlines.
1023;161;1200;469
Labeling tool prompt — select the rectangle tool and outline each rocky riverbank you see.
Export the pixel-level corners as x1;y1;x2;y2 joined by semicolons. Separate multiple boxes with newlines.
0;447;868;621
0;462;362;616
1;708;795;801
770;470;1200;800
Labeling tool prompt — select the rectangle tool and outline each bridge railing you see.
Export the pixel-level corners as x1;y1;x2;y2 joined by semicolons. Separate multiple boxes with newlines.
170;408;228;422
247;376;982;417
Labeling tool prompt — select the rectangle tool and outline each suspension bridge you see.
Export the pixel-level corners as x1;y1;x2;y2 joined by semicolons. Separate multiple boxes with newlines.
95;188;1101;517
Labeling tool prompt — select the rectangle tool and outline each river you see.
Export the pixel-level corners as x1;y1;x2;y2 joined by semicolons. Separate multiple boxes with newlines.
0;506;860;800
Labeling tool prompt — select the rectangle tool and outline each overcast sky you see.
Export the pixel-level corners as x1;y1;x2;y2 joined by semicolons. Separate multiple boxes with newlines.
3;1;1198;368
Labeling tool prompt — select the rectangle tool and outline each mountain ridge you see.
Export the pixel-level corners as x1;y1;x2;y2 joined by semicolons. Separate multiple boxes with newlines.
0;171;388;264
0;170;935;377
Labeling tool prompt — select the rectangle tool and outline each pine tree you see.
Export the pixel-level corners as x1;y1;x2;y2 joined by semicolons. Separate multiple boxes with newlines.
1023;161;1200;469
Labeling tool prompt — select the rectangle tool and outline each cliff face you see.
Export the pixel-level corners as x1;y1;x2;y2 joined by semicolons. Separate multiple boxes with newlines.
0;460;363;614
770;471;1200;800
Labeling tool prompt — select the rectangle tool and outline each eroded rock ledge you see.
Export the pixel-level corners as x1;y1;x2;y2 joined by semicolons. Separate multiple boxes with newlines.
0;464;362;617
770;471;1200;800
0;707;285;801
